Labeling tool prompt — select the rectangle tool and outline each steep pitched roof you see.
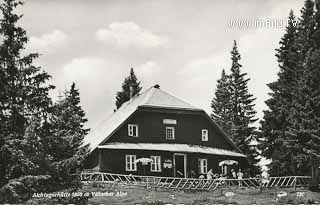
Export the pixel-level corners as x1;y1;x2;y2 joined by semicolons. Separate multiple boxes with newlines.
141;85;199;110
84;85;201;151
84;85;244;157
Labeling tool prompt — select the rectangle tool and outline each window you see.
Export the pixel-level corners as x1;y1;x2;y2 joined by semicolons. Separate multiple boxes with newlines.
198;158;208;174
150;156;161;172
166;127;175;140
202;129;208;141
125;155;137;171
128;124;138;137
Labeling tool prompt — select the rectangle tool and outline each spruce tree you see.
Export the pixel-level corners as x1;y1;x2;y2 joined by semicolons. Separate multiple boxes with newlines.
49;83;89;188
228;41;259;176
211;69;232;135
260;0;319;177
0;0;56;202
296;0;315;61
115;68;142;109
211;41;259;176
0;0;54;189
259;11;300;176
286;0;320;187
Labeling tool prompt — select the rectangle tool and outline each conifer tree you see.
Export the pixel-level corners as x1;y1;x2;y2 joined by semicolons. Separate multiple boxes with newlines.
0;1;58;202
286;0;320;187
260;11;300;176
211;41;259;175
115;68;142;109
0;0;54;189
228;41;259;176
49;83;89;188
260;0;319;177
296;0;315;61
211;69;232;135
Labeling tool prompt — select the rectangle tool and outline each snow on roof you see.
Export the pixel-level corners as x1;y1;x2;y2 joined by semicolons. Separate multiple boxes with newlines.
84;85;201;151
98;143;246;158
142;85;199;110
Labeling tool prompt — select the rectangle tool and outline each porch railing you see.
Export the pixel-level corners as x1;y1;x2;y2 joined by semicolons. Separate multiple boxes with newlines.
79;171;311;191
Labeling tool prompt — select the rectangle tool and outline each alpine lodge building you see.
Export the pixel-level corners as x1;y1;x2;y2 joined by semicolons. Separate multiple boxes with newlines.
84;84;248;178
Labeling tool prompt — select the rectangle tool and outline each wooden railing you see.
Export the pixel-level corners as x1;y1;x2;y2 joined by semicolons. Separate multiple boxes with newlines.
79;172;311;191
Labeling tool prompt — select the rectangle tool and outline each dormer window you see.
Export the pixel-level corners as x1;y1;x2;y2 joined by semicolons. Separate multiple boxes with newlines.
128;124;138;137
202;129;208;141
166;127;175;140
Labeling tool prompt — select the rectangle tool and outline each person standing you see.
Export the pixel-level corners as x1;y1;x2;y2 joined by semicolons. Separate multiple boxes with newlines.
207;169;214;180
231;169;237;179
237;169;244;187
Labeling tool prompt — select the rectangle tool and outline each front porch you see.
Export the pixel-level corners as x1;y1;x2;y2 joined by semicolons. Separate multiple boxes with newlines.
85;146;248;178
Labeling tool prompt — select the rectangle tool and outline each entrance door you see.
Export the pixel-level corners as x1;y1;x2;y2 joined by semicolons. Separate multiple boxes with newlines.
173;153;186;178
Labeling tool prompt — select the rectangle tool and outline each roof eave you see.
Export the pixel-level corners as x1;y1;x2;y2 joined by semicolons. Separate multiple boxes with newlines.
97;143;247;158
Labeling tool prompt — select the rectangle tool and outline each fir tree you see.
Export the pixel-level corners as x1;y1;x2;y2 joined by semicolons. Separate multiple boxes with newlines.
211;69;232;135
286;0;320;188
211;41;259;175
115;68;142;109
260;0;319;177
296;0;315;61
260;11;300;176
228;41;259;176
49;83;89;188
0;0;54;189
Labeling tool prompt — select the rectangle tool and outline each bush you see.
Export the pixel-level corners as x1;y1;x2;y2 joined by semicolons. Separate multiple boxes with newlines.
26;191;90;205
26;187;91;204
0;175;50;203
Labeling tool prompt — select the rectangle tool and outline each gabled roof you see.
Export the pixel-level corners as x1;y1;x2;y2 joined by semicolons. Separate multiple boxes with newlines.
141;85;200;110
84;85;201;151
84;84;244;157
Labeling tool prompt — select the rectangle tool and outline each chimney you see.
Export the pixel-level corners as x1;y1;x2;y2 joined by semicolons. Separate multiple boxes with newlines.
129;86;133;99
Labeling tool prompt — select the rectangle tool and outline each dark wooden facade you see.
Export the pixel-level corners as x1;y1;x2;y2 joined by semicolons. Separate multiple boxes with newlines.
84;85;248;177
107;108;234;149
94;149;247;177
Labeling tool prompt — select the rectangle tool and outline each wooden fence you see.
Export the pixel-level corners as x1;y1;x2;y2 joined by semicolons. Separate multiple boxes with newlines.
79;172;311;192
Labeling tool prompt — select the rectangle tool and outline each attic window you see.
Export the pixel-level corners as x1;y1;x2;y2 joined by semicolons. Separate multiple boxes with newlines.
202;129;208;141
166;127;175;140
128;124;138;137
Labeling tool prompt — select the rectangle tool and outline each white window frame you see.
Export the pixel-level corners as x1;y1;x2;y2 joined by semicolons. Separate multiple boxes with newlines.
150;156;161;172
198;158;208;174
166;127;175;140
202;129;208;141
125;155;137;171
128;124;138;137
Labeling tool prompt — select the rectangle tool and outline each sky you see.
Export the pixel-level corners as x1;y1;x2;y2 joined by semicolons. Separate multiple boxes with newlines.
18;0;304;130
